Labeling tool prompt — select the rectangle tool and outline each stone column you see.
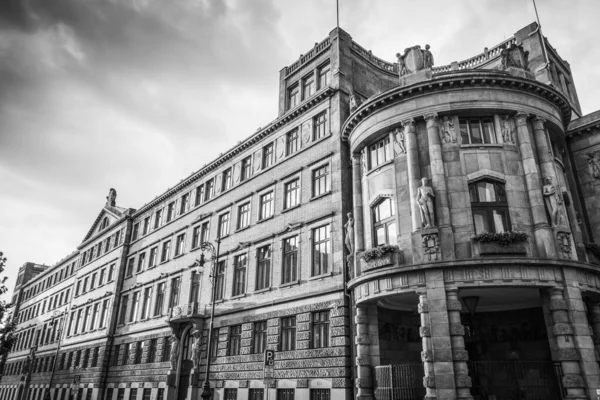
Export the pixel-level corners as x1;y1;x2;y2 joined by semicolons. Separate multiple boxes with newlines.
425;113;455;260
352;153;365;278
446;289;473;400
586;301;600;360
417;290;436;399
355;306;373;400
547;288;587;399
514;112;557;258
404;119;421;233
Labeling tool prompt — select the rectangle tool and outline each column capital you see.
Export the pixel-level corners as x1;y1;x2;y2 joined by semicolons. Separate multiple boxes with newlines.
402;118;416;130
532;116;547;130
424;113;438;121
351;153;362;163
514;112;530;125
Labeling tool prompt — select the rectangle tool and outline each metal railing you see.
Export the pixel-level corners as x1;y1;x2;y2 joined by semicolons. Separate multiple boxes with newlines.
374;364;425;400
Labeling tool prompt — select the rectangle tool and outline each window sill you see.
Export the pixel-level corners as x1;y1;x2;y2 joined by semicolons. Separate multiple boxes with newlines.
190;246;201;253
159;259;169;265
367;159;394;175
310;191;332;202
282;204;301;214
254;287;271;294
461;143;503;149
231;293;246;300
279;280;300;288
308;271;332;281
173;253;185;260
235;226;250;233
257;215;274;224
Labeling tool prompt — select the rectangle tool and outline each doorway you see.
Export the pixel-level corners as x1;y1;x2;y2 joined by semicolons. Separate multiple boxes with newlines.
177;329;195;400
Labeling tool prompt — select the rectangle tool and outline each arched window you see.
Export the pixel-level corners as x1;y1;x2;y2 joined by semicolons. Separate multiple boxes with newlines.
372;198;397;246
469;180;510;234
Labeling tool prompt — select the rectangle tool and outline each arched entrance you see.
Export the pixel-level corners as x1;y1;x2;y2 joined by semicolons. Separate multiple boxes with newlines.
177;327;196;400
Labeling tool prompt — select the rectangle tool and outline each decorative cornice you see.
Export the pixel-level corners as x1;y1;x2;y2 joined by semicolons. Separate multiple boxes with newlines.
341;70;571;142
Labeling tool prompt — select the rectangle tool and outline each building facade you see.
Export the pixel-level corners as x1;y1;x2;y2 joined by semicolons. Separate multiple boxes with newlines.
2;21;600;400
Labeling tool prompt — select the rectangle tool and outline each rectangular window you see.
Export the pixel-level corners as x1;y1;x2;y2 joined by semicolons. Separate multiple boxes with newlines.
312;225;331;276
126;258;135;277
117;388;125;400
284;179;300;209
310;389;330;400
281;316;296;351
190;271;200;303
318;63;331;90
90;303;99;331
222;168;232;191
108;264;115;281
137;252;146;273
169;277;181;308
224;389;238;400
161;240;171;262
312;311;330;348
175;234;185;256
149;338;158;363
166;202;175;222
154;282;165;316
180;193;189;215
214;261;226;301
288;85;300;109
200;221;210;244
302;74;315;99
99;299;109;328
259;191;274;220
74;310;83;335
119;295;128;325
277;389;295;400
143;389;151;400
204;179;214;202
253;321;267;354
157;389;165;400
149;247;158;268
106;389;114;400
82;306;91;333
132;223;140;242
312;165;330;197
241;157;252;181
141;287;152;320
369;136;391;169
99;269;106;285
256;246;271;291
459;117;496;144
232;254;247;297
90;273;97;290
142;217;150;235
218;212;230;238
229;325;242;356
249;389;264;400
154;209;163;229
313;112;327;140
83;277;89;293
262;143;274;169
162;337;172;362
286;129;299;156
134;341;143;364
209;328;219;360
129;388;137;400
122;343;130;366
194;185;205;206
129;292;140;323
282;237;298;284
75;281;81;296
237;203;251;230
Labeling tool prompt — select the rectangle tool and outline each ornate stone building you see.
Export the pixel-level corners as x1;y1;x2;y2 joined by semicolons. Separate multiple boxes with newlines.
2;21;600;400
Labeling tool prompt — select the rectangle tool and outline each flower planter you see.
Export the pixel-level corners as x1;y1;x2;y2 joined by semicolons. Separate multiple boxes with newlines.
359;251;403;273
474;241;527;256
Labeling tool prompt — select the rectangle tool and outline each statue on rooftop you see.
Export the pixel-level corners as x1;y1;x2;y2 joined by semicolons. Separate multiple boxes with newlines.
396;53;408;77
106;188;117;207
422;44;434;69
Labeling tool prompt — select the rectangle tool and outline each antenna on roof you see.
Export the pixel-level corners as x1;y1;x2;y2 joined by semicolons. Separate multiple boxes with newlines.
336;0;339;29
532;0;550;66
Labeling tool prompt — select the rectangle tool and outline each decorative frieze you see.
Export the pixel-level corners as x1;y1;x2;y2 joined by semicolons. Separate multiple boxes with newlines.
332;378;352;388
562;374;585;388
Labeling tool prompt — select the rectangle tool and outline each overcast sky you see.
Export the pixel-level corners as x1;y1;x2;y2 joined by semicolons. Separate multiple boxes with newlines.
1;0;599;302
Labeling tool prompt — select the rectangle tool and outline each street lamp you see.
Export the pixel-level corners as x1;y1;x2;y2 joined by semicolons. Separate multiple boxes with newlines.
197;238;221;400
44;309;67;400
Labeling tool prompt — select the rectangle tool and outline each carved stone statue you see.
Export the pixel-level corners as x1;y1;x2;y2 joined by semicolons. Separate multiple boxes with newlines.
587;152;600;179
543;176;561;226
361;150;368;175
396;53;408;77
192;331;201;369
500;115;514;143
169;334;180;369
392;127;406;155
422;44;434;69
22;355;32;375
500;43;529;71
417;177;436;228
349;93;362;113
344;212;355;253
440;116;456;144
106;188;117;207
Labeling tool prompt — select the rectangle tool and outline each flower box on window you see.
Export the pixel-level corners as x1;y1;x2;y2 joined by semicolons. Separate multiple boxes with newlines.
359;245;402;273
471;231;529;257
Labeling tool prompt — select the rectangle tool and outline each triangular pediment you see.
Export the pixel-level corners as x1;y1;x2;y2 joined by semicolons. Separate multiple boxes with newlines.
81;205;131;244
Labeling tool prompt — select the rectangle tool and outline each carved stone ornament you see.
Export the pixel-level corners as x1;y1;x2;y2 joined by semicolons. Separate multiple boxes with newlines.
349;92;362;113
500;115;515;143
419;326;431;338
397;45;434;77
361;149;368;175
500;43;530;71
440;116;457;144
549;298;568;311
355;314;369;324
543;176;561;227
417;177;436;228
552;323;573;336
418;303;429;314
557;231;572;259
587;151;600;179
253;151;262;173
423;375;436;388
392;127;406;155
356;377;372;389
169;334;180;369
455;375;472;388
356;356;371;366
422;232;440;261
356;334;371;345
557;348;580;361
421;351;433;362
344;212;354;253
562;374;585;388
449;324;465;336
239;381;249;388
447;299;462;311
296;379;308;388
106;188;117;207
453;349;469;361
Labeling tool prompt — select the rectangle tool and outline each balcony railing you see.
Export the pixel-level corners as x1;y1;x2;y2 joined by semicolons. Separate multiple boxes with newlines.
169;302;204;321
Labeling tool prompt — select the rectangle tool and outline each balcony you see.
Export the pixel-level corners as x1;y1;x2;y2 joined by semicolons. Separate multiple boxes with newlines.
168;302;204;322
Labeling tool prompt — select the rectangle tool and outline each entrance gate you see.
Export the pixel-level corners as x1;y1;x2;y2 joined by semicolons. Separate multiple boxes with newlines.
374;364;425;400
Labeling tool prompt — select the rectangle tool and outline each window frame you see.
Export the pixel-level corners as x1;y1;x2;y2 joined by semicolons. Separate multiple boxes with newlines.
286;129;299;156
459;117;497;145
228;325;242;356
255;245;271;291
288;84;300;110
313;111;327;141
369;135;392;169
241;157;252;182
232;254;247;297
311;224;331;276
312;164;331;198
253;321;267;354
259;191;274;220
222;168;232;192
218;212;230;238
280;316;296;351
468;179;511;234
262;143;274;169
312;310;330;349
281;236;299;284
237;202;251;230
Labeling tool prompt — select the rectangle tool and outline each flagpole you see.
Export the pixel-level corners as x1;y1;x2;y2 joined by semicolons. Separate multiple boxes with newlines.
336;0;339;29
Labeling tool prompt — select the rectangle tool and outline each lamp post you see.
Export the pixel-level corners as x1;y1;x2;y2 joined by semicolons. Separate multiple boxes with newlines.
44;309;67;400
197;238;221;400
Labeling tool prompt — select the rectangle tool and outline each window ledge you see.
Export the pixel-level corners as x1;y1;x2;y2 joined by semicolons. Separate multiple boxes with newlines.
231;293;247;300
279;280;300;288
461;143;503;149
253;287;271;294
257;215;274;224
282;204;301;214
173;253;185;260
190;246;201;253
235;226;250;233
159;259;169;265
367;159;394;175
308;271;332;281
310;191;332;202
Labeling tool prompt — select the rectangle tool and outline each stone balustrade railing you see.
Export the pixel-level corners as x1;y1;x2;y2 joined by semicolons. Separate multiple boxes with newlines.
351;41;397;74
285;36;331;77
432;37;517;73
